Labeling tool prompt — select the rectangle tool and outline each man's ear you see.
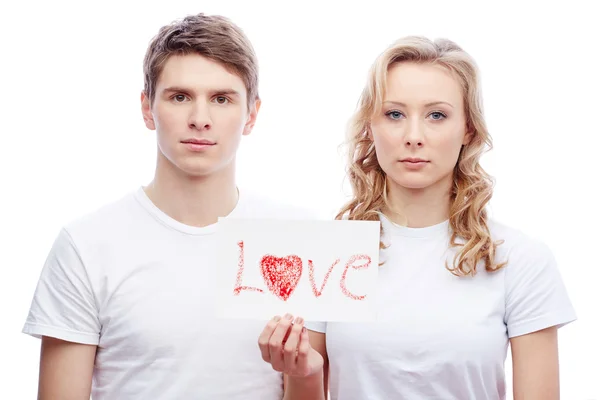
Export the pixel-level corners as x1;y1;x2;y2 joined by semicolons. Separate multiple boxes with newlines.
243;98;261;136
141;91;156;130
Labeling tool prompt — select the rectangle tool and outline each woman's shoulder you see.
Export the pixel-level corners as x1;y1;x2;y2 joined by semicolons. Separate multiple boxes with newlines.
486;218;555;267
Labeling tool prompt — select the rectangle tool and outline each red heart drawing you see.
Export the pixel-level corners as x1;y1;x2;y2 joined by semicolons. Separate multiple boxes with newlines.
260;254;303;301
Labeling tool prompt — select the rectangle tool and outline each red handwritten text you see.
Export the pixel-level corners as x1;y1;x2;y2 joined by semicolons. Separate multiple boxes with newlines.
308;258;339;297
233;241;264;295
233;241;371;301
260;255;303;301
340;254;372;300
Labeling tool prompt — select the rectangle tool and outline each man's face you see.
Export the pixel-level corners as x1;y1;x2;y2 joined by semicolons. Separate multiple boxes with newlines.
142;53;260;177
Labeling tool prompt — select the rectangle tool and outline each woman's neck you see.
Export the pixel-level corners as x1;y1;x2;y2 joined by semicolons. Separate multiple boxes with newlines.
382;174;452;228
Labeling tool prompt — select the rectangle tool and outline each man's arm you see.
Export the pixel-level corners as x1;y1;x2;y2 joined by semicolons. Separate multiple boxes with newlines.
38;336;97;400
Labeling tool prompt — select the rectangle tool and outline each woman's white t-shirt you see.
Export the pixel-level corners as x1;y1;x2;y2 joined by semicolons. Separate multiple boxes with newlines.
306;214;576;400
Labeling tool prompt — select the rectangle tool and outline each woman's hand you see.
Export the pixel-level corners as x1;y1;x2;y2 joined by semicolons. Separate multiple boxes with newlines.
258;314;324;378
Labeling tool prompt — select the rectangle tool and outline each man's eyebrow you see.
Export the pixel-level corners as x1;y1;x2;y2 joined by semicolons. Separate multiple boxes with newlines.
162;87;241;97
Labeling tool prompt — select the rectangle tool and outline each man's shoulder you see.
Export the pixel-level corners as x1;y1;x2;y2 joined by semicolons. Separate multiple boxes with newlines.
63;189;139;240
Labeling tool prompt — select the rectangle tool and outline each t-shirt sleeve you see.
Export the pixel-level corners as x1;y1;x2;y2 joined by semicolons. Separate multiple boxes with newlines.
504;239;576;338
22;228;101;345
304;321;327;333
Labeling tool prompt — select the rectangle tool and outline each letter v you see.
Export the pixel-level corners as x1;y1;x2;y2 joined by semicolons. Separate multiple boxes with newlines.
308;258;340;297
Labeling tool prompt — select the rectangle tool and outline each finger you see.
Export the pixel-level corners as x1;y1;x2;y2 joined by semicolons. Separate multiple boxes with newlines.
296;326;312;376
269;313;294;371
283;317;304;371
282;322;292;346
258;315;281;362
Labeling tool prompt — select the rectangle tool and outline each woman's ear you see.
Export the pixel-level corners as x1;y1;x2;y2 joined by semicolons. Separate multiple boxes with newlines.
462;131;473;146
463;121;474;145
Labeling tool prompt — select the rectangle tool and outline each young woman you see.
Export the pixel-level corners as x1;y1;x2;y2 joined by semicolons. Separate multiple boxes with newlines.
258;36;576;400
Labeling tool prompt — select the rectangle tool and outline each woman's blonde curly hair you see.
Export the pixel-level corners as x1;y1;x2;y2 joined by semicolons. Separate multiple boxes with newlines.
337;36;506;276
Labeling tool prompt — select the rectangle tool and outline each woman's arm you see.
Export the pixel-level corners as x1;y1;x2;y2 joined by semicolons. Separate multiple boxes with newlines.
510;326;560;400
283;329;329;400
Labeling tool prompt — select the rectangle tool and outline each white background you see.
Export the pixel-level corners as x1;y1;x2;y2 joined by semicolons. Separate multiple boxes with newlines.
1;0;598;398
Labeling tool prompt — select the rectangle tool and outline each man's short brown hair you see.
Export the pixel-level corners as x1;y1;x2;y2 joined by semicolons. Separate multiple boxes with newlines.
143;13;259;109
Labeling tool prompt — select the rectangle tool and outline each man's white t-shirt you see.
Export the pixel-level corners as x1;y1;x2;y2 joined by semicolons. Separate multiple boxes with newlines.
23;187;312;399
306;213;576;400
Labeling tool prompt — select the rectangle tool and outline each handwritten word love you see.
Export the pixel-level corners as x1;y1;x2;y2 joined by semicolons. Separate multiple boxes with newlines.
233;241;371;302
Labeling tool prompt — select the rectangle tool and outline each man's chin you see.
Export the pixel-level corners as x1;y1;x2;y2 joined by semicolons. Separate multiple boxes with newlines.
179;161;233;179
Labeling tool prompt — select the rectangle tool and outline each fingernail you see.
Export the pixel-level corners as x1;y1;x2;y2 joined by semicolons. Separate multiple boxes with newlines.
296;317;304;324
273;316;281;322
302;327;307;333
285;313;293;320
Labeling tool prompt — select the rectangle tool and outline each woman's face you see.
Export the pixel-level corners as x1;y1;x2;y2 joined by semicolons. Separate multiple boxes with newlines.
370;62;471;192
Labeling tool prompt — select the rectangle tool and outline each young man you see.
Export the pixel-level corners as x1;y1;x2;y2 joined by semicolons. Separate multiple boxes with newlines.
23;13;308;399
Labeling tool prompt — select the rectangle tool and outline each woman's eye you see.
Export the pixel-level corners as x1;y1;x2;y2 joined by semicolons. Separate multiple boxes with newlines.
386;111;403;120
429;111;447;120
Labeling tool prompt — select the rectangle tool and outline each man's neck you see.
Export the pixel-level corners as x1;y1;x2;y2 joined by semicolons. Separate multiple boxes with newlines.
144;155;239;228
383;174;452;228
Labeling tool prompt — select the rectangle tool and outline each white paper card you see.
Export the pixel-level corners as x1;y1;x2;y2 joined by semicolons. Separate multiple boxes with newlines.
216;218;380;321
